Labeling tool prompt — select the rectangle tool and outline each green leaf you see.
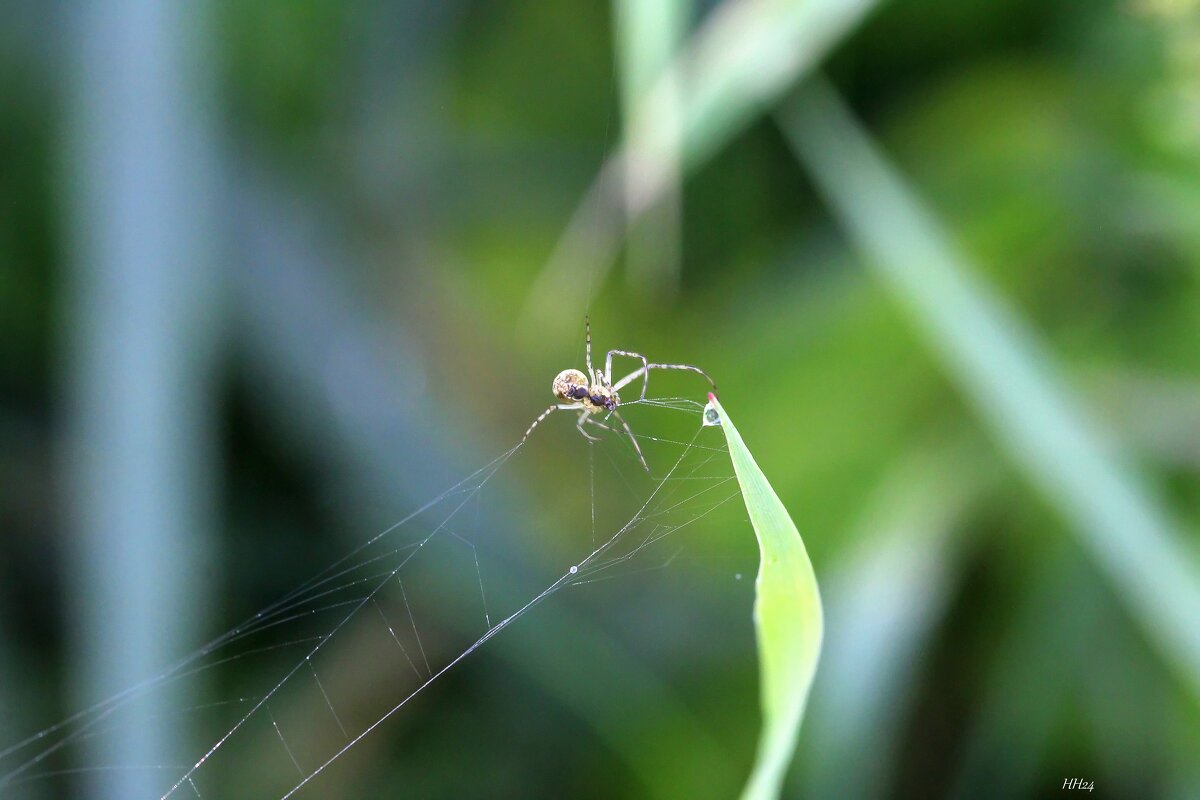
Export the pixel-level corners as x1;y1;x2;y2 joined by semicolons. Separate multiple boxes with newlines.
706;394;823;800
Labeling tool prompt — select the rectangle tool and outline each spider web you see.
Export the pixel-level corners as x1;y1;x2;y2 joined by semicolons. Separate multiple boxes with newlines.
0;396;744;799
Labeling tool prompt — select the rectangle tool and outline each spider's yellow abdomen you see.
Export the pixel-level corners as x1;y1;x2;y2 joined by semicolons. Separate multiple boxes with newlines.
552;369;589;402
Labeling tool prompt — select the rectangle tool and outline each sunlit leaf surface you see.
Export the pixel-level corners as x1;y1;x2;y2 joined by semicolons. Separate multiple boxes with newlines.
708;395;823;800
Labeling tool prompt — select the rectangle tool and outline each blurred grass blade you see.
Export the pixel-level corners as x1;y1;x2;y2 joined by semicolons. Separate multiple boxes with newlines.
630;0;881;196
780;78;1200;700
613;0;690;297
947;553;1096;800
804;441;989;800
614;0;689;107
521;0;884;339
707;395;823;800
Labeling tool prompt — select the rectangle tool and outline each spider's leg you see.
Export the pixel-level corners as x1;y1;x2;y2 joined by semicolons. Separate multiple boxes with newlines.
605;350;649;398
612;365;648;400
576;410;602;442
583;416;618;434
584;315;593;379
522;404;558;443
643;363;719;397
611;409;649;472
522;404;580;444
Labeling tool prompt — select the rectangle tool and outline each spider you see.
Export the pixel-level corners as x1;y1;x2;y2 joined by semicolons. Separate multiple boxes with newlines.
522;317;717;471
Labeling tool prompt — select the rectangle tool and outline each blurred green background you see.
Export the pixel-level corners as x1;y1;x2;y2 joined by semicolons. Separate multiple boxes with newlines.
2;0;1199;798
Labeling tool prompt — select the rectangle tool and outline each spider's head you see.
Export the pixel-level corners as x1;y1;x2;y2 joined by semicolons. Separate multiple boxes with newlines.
552;369;590;402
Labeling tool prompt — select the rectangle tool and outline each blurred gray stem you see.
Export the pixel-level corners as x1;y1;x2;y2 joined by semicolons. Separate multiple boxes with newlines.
63;2;219;798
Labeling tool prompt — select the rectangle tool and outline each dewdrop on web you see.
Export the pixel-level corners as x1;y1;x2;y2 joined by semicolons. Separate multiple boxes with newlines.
702;393;722;427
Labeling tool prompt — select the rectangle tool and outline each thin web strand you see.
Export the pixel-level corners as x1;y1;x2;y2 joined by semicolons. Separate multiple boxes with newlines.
4;401;729;799
271;421;708;799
